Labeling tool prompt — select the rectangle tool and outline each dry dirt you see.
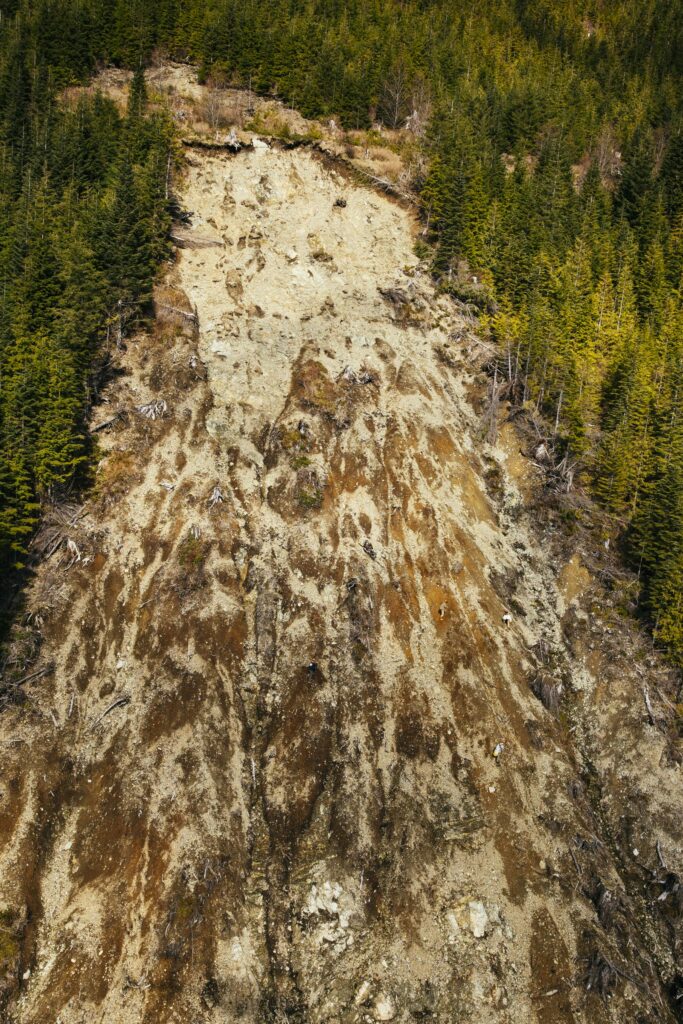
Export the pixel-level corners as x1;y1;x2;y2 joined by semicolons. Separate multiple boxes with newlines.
1;71;683;1024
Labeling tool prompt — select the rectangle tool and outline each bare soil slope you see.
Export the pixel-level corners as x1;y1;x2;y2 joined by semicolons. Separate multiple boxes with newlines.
1;117;682;1024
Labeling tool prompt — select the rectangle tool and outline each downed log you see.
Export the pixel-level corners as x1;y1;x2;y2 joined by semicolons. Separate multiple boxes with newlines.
91;695;130;731
91;412;122;432
356;170;415;204
1;663;54;689
156;303;198;324
170;232;222;250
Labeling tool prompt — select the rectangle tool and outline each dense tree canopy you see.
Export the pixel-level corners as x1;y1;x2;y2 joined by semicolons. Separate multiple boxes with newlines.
0;6;172;573
0;0;682;659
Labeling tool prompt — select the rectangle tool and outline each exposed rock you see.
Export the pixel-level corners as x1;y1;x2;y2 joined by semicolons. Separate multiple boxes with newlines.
373;994;397;1020
468;901;490;939
355;980;373;1006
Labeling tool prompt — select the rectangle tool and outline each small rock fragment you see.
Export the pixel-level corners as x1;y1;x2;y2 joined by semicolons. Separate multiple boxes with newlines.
355;980;372;1005
373;994;396;1021
468;900;490;938
445;910;460;940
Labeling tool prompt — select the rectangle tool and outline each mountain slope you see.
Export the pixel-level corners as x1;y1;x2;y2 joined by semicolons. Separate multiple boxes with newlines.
1;112;682;1023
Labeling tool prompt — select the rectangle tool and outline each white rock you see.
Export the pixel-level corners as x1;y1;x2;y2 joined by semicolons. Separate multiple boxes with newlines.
373;994;396;1021
446;910;460;937
22;969;30;980
355;980;372;1005
488;903;502;925
229;938;244;963
252;137;270;150
468;900;490;938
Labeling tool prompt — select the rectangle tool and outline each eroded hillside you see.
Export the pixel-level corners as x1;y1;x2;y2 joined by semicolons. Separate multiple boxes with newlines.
1;122;682;1024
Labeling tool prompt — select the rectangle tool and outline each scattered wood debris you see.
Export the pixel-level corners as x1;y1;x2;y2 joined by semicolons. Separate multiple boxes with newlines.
208;485;224;508
362;540;377;560
136;398;168;420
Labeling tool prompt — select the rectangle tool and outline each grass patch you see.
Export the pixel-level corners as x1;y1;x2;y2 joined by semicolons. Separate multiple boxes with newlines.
93;449;136;503
280;426;310;453
0;909;19;965
297;362;337;415
245;109;323;143
298;486;323;510
177;534;206;568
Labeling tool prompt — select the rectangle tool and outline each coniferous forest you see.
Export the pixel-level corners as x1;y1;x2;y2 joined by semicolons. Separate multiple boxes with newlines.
1;1;683;656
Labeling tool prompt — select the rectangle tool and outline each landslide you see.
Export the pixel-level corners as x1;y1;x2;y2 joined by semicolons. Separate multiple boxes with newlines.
1;74;682;1024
